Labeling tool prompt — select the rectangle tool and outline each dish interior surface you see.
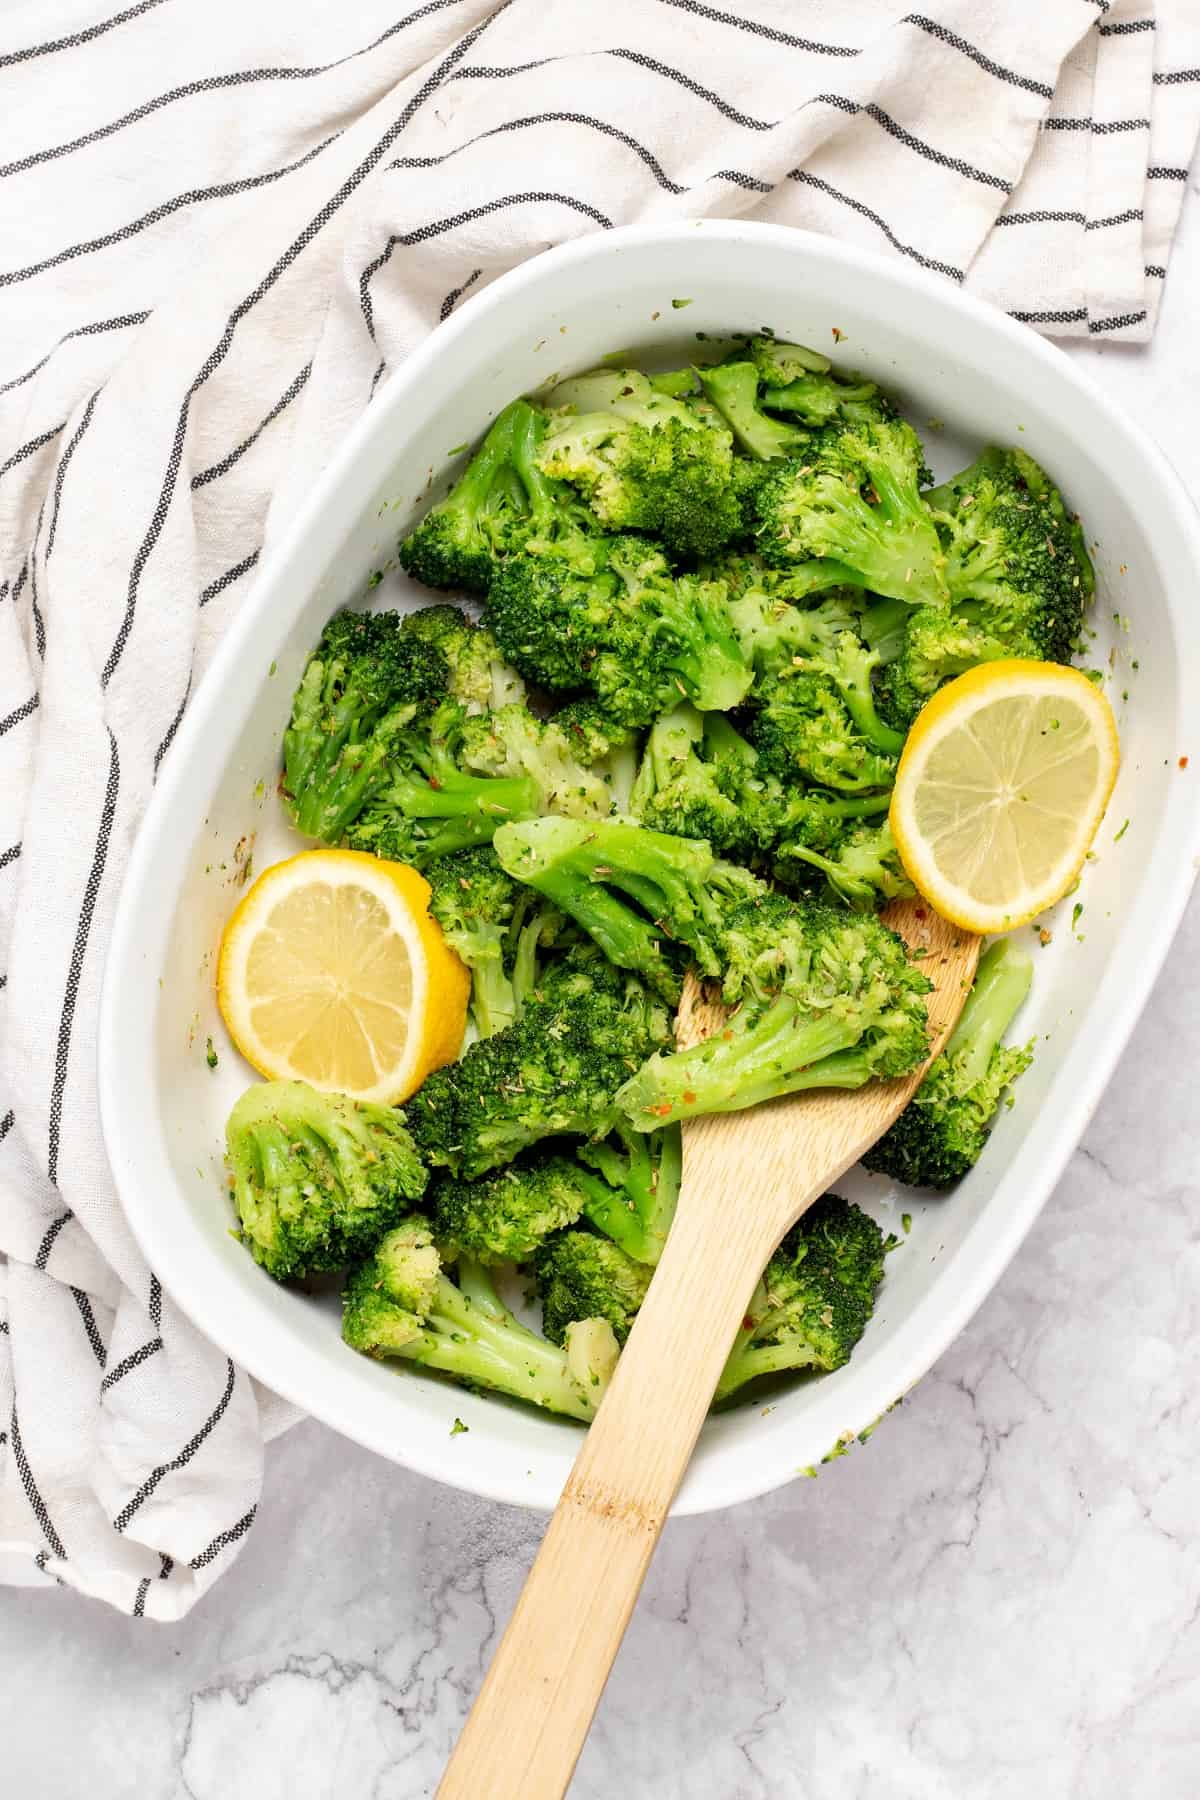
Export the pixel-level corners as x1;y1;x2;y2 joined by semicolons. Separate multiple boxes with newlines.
100;226;1200;1514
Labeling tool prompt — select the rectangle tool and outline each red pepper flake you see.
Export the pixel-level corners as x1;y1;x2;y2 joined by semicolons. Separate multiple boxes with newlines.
647;1102;674;1118
1180;756;1190;770
831;326;846;343
682;1090;697;1106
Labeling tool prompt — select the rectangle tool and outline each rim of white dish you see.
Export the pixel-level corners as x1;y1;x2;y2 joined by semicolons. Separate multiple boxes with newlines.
99;222;1200;1516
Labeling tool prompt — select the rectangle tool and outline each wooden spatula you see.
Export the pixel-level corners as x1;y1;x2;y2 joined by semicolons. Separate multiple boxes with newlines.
438;899;979;1799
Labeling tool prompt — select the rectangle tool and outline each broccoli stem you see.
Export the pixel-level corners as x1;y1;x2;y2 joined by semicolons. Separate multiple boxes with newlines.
943;937;1033;1085
409;1266;600;1422
470;956;518;1040
831;641;907;757
439;405;521;528
576;1123;681;1264
387;769;539;824
859;597;911;665
715;1336;822;1401
697;361;806;460
619;997;874;1128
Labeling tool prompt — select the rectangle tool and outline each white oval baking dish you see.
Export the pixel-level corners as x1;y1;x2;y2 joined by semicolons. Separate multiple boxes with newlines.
99;223;1200;1515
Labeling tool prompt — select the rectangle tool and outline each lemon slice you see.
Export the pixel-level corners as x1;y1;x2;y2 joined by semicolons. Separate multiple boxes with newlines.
889;660;1119;933
217;849;468;1104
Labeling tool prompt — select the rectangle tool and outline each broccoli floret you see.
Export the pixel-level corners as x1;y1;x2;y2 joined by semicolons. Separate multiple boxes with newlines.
401;604;526;712
776;818;914;912
864;936;1034;1189
281;609;448;841
406;950;671;1177
748;675;898;796
398;399;569;595
575;1121;681;1265
426;849;523;1039
629;704;758;857
534;1230;652;1346
732;584;906;760
715;1195;887;1399
929;446;1094;655
494;814;763;1000
430;1153;588;1262
537;368;742;559
746;334;883;428
225;1080;427;1282
618;895;931;1128
343;1220;618;1421
486;533;751;727
697;360;810;461
459;702;618;820
874;446;1094;727
754;412;948;608
343;700;542;864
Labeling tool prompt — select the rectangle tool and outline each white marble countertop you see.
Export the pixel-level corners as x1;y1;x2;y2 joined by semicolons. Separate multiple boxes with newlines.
6;208;1200;1798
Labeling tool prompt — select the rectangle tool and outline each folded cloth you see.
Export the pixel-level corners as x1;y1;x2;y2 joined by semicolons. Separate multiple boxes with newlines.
0;0;1196;1620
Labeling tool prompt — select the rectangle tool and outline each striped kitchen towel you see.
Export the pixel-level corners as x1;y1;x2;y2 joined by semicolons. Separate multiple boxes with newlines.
0;0;1196;1620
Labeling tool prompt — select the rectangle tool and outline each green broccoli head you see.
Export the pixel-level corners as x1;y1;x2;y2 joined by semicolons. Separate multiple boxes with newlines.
775;818;914;913
485;533;751;728
429;1154;588;1263
281;609;448;842
716;1195;888;1399
405;949;671;1177
226;1080;427;1282
928;445;1093;663
748;672;899;796
494;813;764;999
425;848;521;1039
618;896;931;1127
534;1230;652;1345
343;700;543;866
575;1122;682;1266
401;604;526;712
343;1220;615;1421
629;705;759;858
864;936;1034;1188
754;413;948;608
458;702;618;820
537;368;742;559
397;399;572;595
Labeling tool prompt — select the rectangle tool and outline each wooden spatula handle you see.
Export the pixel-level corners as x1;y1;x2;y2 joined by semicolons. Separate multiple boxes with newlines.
436;1143;797;1800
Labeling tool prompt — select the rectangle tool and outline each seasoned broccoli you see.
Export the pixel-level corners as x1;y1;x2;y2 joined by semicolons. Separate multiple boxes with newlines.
406;948;670;1177
342;699;542;864
537;368;742;559
430;1153;588;1262
730;584;906;758
225;1080;427;1282
697;360;810;462
776;818;914;912
458;702;618;820
401;604;525;711
748;335;883;428
753;412;948;609
864;936;1034;1188
878;447;1094;726
618;895;930;1127
534;1230;652;1346
426;849;523;1039
494;814;763;999
629;704;758;857
486;533;751;727
748;675;898;796
397;399;568;594
715;1195;887;1399
343;1219;618;1421
281;609;447;841
575;1122;681;1265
